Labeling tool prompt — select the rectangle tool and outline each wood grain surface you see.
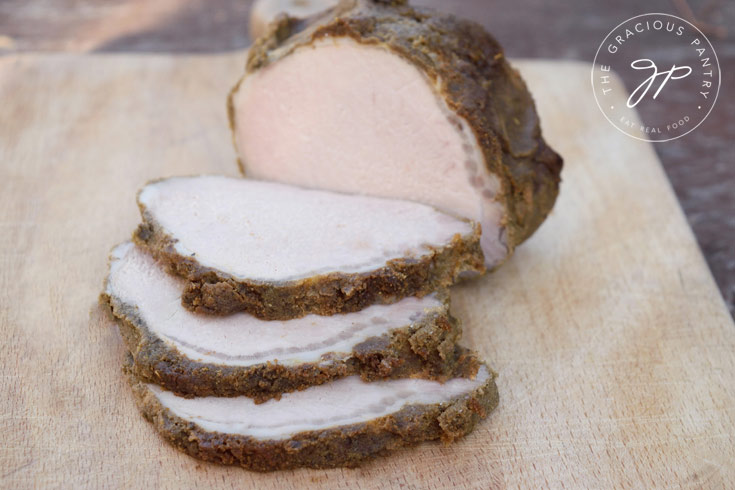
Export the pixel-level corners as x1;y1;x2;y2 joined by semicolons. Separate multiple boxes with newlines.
1;53;733;488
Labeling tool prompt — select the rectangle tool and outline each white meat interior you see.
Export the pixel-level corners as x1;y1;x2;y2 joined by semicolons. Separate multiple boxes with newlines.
232;38;506;264
149;365;490;439
138;176;476;282
108;242;445;366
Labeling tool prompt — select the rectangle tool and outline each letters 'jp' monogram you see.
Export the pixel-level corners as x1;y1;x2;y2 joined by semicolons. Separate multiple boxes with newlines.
627;59;692;108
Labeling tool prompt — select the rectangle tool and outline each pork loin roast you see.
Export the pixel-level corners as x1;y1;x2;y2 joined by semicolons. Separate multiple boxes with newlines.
127;356;498;471
134;176;484;318
230;0;563;268
103;242;472;400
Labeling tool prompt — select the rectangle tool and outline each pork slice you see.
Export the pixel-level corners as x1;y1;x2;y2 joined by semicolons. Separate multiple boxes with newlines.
230;0;563;269
103;242;471;400
127;357;497;470
249;0;338;40
134;176;484;318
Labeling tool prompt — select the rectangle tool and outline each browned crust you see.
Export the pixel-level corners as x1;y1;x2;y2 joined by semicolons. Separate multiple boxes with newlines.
101;285;474;401
125;354;499;471
134;191;485;319
230;0;563;262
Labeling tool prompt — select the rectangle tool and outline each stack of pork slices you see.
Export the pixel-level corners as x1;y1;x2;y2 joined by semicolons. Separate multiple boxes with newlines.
102;0;564;472
102;176;500;471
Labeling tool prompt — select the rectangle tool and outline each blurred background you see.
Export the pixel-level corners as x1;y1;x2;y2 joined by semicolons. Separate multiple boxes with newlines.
1;0;732;314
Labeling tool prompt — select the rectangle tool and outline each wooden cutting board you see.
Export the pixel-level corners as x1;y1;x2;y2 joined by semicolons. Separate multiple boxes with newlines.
1;52;733;489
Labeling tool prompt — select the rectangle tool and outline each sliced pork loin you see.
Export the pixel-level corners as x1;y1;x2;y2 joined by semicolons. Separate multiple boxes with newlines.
103;242;471;400
127;355;497;471
249;0;337;40
229;0;563;269
134;176;484;319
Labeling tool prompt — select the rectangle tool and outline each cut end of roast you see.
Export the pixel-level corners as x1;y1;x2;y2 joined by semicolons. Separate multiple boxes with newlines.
231;0;563;269
129;361;498;470
232;38;508;266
